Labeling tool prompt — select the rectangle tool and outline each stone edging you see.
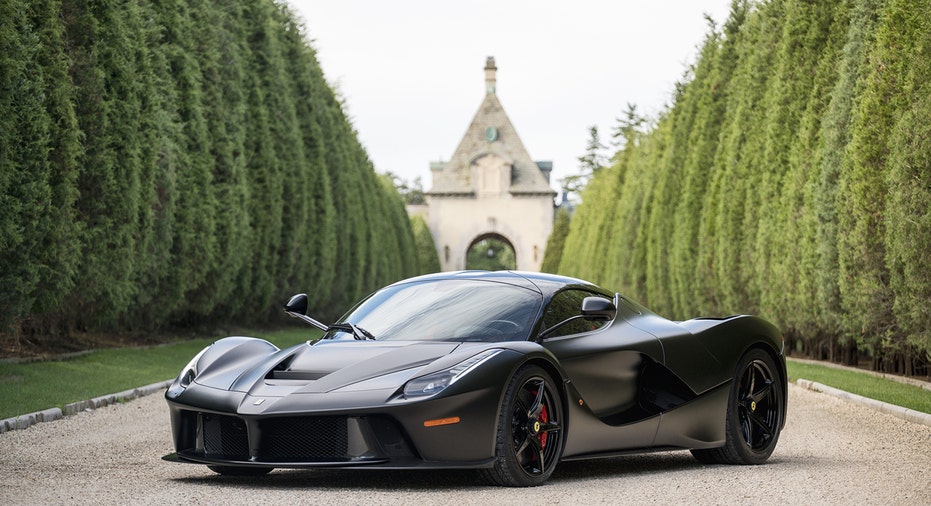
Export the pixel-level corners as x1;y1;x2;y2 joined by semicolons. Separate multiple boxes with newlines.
0;379;172;434
795;379;931;427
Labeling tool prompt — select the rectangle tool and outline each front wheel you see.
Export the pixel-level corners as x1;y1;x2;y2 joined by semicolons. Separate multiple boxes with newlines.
480;365;564;487
691;348;785;465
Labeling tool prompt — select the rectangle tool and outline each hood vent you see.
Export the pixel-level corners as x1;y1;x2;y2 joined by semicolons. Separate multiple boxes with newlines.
265;354;329;381
268;370;328;381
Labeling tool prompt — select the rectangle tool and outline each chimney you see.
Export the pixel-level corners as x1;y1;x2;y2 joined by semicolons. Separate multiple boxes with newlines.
485;56;497;94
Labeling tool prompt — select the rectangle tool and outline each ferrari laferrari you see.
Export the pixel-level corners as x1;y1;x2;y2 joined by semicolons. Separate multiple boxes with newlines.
164;271;787;486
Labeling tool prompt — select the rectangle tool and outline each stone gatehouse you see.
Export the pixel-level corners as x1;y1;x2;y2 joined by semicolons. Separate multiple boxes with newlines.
417;57;556;272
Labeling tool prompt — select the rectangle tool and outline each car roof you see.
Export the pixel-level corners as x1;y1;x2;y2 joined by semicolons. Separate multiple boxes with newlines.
387;270;599;298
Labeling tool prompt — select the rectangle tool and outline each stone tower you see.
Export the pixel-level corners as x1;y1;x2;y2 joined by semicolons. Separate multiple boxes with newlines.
425;57;556;272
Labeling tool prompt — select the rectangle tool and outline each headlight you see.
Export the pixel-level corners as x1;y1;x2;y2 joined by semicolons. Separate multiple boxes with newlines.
167;346;210;398
403;349;502;398
179;347;210;386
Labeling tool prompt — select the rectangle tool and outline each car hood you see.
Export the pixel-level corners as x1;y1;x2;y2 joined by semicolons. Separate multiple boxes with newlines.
268;340;464;393
194;339;464;396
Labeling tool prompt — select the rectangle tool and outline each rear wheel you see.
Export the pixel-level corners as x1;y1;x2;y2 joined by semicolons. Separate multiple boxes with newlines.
691;348;785;465
480;365;564;487
207;465;273;476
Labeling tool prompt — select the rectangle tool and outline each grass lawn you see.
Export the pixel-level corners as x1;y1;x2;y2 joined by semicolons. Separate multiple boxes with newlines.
787;359;931;414
0;328;319;420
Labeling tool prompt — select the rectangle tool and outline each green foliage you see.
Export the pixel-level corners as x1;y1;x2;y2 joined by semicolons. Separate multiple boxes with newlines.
668;10;739;318
387;174;426;205
558;164;621;282
752;0;846;334
814;0;883;341
540;207;571;274
878;0;931;356
605;114;665;305
466;238;516;271
561;125;607;200
557;0;931;374
0;0;80;331
63;0;154;328
836;0;904;356
376;174;419;285
410;215;441;275
182;0;252;319
0;0;419;342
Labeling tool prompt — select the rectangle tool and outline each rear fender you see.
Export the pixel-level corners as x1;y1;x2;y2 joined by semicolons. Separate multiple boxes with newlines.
665;315;781;391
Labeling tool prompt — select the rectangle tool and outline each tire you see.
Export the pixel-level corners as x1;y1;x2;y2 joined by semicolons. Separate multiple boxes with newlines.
691;348;785;465
207;465;273;476
480;365;564;487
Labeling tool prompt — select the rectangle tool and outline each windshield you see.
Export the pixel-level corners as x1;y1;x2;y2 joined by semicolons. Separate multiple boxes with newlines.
327;279;542;342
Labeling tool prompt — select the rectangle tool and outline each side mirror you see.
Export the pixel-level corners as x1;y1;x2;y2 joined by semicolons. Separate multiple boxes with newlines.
283;293;328;331
581;297;616;321
284;293;309;315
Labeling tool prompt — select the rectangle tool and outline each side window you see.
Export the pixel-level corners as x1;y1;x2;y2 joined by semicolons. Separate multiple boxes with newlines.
542;290;612;339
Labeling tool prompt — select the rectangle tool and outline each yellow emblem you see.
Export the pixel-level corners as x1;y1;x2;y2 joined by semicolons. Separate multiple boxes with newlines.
751;401;757;412
533;421;541;433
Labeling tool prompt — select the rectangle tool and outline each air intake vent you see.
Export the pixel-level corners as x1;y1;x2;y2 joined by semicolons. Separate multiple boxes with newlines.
201;413;249;459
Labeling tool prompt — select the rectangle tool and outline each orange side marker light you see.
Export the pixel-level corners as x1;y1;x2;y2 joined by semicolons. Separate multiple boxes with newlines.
424;417;461;427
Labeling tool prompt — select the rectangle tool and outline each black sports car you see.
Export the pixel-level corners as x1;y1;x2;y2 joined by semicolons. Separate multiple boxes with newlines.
164;271;786;486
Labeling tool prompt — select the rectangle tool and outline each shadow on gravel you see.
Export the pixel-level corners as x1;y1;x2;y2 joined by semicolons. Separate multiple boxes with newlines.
552;451;703;482
172;468;484;490
169;451;717;490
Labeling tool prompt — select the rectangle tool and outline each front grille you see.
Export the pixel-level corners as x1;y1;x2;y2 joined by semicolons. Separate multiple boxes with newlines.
257;416;349;461
201;413;249;459
189;412;412;463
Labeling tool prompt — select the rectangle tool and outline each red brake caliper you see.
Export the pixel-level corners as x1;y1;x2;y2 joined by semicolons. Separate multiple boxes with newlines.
538;404;549;448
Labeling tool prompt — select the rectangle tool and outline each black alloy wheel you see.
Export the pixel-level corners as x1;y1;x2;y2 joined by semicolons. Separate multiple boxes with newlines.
481;365;564;486
691;348;785;465
736;357;780;451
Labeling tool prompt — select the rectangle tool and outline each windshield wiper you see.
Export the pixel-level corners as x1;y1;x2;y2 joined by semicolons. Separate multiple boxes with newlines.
328;322;376;340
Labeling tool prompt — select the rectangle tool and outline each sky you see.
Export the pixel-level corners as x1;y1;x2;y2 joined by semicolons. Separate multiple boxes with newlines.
287;0;734;192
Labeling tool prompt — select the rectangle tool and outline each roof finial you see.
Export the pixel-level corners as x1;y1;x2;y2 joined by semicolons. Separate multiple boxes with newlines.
485;56;497;94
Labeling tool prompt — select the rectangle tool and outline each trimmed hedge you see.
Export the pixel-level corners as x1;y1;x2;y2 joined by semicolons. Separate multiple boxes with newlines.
0;0;420;341
552;0;931;375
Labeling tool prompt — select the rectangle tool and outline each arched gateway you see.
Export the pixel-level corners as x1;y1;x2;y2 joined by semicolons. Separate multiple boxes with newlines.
419;57;556;272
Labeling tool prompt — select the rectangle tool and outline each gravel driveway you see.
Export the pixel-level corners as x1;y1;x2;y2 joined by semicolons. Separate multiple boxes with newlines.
1;384;929;505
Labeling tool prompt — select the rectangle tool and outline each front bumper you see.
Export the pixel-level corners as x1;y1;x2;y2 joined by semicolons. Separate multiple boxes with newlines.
165;383;504;470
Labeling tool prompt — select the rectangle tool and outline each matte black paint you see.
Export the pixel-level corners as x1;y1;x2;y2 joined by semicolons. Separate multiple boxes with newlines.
166;271;786;472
